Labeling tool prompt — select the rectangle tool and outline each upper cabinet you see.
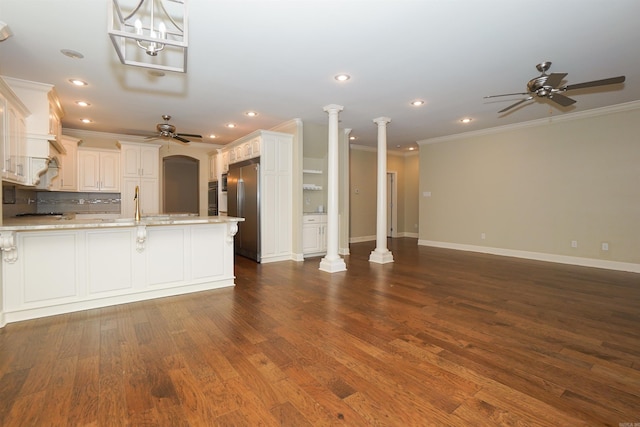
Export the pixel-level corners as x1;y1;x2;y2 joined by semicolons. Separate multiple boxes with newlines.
0;77;30;185
120;142;159;179
2;76;64;158
50;135;80;191
208;152;217;182
78;148;120;192
1;76;64;187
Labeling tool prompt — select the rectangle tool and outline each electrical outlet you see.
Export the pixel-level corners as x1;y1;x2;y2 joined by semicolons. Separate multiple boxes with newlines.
601;242;609;251
571;240;578;248
481;233;486;240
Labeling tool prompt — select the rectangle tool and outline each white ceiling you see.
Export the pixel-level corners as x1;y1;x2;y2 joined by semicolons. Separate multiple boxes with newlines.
1;0;639;150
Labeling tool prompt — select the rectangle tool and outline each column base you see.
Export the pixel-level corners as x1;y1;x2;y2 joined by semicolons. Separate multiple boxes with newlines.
369;249;394;264
319;256;347;273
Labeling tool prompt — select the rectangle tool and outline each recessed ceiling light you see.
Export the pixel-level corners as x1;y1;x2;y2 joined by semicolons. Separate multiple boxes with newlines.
349;136;357;141
60;49;84;59
80;118;92;124
334;74;351;82
245;111;258;117
209;134;217;139
226;123;236;128
69;79;88;86
411;100;425;106
460;118;472;123
75;101;90;107
408;147;415;151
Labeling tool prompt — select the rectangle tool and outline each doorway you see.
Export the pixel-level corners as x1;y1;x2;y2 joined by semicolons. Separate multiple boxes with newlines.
387;171;398;238
163;155;199;214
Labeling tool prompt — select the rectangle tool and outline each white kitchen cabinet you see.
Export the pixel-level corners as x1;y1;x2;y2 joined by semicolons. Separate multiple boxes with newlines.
118;141;160;217
1;220;240;325
5;100;28;184
208;152;217;181
120;142;159;179
0;78;29;185
221;151;229;172
302;214;327;257
78;148;120;192
53;135;80;191
121;177;158;217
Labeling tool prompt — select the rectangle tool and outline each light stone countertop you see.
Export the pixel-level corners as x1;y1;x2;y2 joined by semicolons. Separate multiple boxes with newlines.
0;215;245;232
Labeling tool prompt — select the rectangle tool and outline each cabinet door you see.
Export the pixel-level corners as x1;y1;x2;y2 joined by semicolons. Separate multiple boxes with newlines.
100;151;120;192
121;144;157;178
302;224;322;254
139;146;159;178
0;94;5;177
78;150;101;191
121;177;159;218
121;145;140;178
139;177;159;215
208;154;216;181
58;139;78;191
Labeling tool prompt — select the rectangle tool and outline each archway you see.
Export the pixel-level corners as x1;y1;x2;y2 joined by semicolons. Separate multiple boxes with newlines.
163;155;199;214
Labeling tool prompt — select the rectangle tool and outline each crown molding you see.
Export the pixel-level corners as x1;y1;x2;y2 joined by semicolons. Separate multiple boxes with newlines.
418;100;640;146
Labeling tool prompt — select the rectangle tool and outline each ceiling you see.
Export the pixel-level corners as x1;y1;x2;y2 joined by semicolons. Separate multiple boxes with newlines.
1;0;639;151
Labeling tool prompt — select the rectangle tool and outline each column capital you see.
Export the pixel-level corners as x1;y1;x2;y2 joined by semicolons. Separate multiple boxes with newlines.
373;117;392;125
324;104;344;113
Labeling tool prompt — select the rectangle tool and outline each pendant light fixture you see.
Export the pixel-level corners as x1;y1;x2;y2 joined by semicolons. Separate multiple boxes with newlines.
108;0;188;73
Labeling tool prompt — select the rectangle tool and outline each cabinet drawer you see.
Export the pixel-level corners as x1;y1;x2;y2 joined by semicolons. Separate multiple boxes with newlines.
303;214;327;224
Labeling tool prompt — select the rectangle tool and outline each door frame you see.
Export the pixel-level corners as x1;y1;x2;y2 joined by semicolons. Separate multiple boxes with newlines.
387;171;398;238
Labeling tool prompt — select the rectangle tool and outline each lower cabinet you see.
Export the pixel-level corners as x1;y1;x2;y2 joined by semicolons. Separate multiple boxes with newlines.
2;222;238;324
302;214;327;257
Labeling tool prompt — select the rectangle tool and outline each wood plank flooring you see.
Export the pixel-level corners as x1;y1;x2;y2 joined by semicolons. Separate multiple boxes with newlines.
1;238;639;426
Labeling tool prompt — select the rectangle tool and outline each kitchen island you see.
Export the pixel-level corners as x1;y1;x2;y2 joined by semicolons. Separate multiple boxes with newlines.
0;215;243;327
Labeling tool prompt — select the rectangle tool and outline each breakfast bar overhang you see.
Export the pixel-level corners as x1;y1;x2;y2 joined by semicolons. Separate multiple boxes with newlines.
0;215;244;327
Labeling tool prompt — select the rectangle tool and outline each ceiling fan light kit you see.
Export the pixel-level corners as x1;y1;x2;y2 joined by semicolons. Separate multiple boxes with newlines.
486;61;626;114
108;0;189;73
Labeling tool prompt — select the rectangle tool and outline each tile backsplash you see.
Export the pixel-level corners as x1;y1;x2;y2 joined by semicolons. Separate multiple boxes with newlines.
2;185;121;218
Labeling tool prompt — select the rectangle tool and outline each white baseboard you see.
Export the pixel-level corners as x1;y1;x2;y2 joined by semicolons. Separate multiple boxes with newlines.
397;232;418;238
350;235;376;243
418;240;640;273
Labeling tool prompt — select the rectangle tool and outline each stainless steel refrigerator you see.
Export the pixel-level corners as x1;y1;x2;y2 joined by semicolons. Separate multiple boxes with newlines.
227;159;260;262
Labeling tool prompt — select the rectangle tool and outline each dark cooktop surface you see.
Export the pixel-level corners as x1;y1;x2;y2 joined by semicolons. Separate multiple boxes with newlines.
15;212;63;217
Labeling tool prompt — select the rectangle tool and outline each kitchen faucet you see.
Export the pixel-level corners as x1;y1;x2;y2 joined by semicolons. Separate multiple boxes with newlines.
134;185;141;221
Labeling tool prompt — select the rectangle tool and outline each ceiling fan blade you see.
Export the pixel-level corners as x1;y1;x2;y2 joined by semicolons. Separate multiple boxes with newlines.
498;97;533;113
178;133;203;139
173;135;191;143
548;93;576;107
563;75;625;91
484;92;529;99
544;72;567;89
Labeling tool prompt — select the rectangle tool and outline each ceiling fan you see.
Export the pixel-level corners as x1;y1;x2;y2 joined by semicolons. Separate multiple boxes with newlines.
147;115;202;143
485;62;626;114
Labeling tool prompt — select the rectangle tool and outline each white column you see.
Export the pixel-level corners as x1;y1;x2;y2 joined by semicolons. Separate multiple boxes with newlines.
369;117;394;264
319;104;347;273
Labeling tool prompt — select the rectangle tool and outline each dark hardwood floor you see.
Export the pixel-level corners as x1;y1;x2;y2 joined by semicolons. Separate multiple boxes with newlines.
1;238;639;426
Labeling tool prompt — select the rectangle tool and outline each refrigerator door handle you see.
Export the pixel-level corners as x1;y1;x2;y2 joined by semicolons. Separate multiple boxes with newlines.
237;178;244;217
